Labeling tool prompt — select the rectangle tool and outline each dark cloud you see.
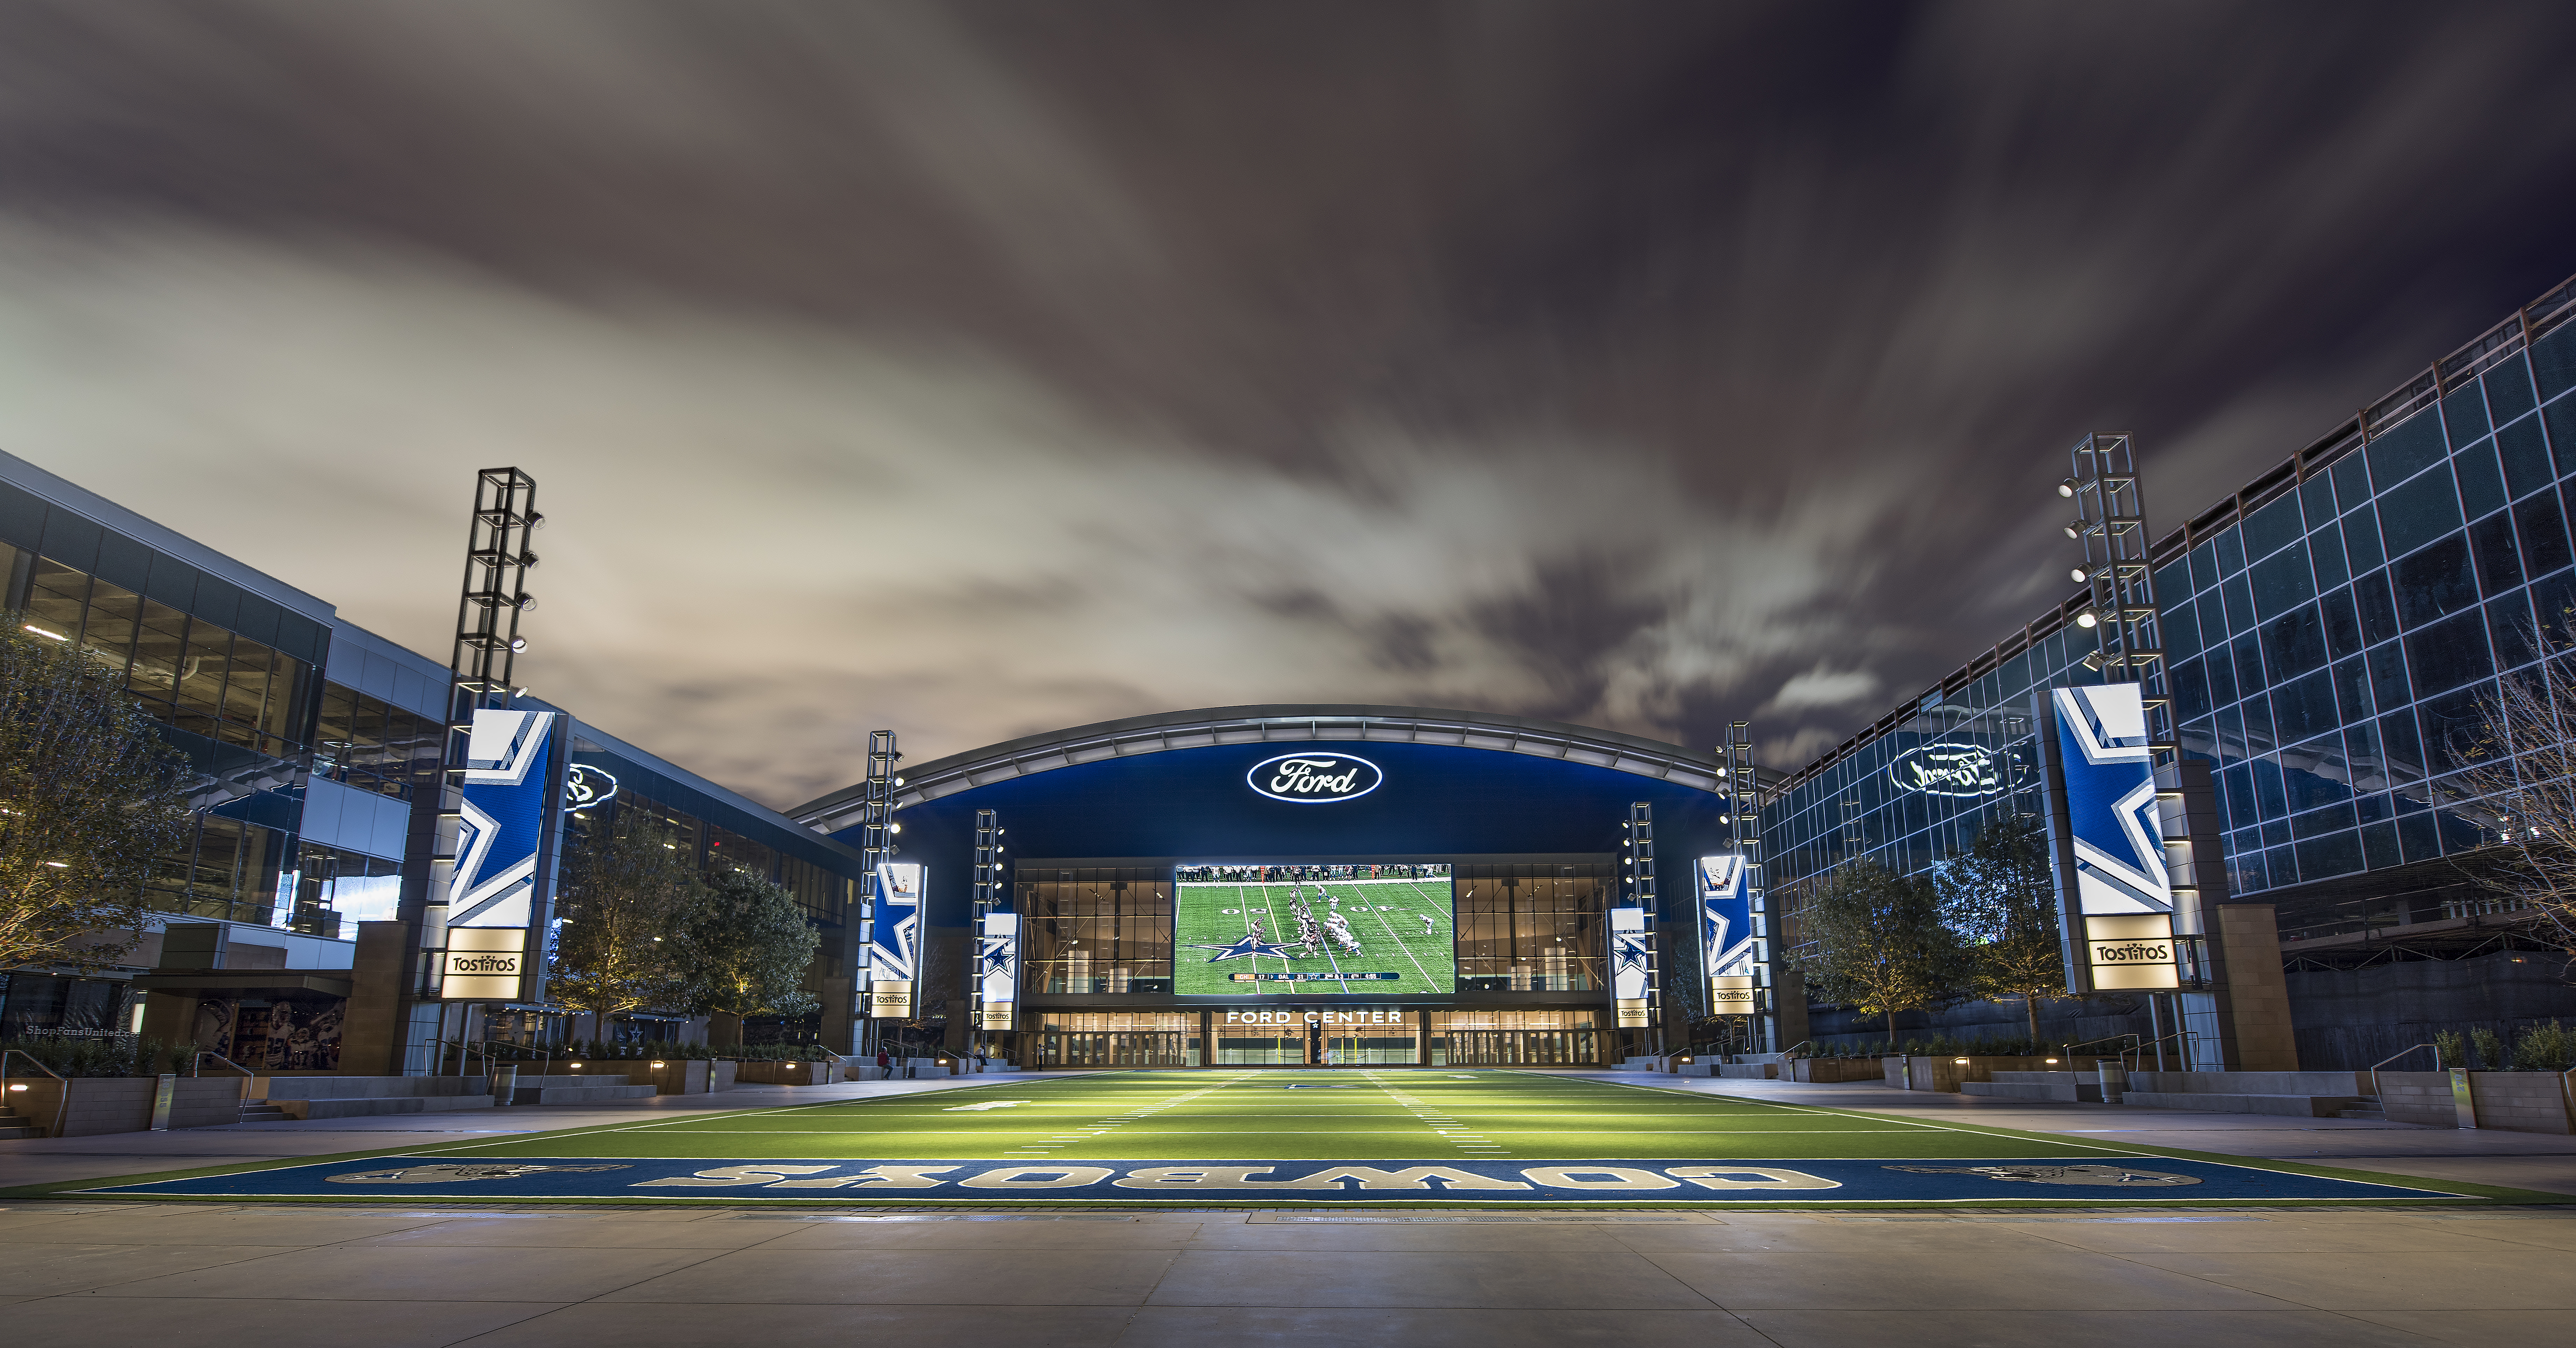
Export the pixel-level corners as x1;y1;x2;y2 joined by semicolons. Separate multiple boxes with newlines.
3;0;2575;805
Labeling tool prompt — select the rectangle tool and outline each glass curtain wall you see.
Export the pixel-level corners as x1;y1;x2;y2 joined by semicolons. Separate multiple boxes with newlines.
1453;863;1609;991
1017;866;1173;993
1428;1010;1599;1066
1036;1012;1199;1067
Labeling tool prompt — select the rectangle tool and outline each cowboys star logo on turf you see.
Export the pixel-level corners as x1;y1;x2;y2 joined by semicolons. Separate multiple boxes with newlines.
1185;934;1302;962
324;1163;632;1185
1883;1163;2199;1187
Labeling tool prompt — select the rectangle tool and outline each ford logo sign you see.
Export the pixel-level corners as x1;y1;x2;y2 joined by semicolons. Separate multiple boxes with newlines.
565;763;620;809
1887;743;2019;798
1247;752;1383;804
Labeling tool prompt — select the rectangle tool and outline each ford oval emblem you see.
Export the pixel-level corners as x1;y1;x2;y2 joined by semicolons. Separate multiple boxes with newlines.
1247;752;1383;804
1886;742;2018;798
564;763;620;809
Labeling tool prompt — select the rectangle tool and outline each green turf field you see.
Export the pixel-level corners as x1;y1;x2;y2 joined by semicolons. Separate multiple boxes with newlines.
1173;878;1454;996
40;1071;2563;1207
446;1069;2125;1162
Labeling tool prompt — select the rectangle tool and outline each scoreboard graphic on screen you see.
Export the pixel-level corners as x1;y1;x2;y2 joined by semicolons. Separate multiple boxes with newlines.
1173;863;1454;996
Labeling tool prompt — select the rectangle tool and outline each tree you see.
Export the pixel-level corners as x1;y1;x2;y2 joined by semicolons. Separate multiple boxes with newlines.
549;811;700;1023
1936;814;2069;1043
0;615;191;973
678;867;820;1046
1790;858;1969;1043
2444;653;2576;966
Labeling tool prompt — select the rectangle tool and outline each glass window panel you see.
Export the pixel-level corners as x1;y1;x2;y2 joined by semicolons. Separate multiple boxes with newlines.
2170;659;2210;722
2443;382;2490;449
127;599;189;706
2417;683;2492;774
2227;632;2263;699
220;635;279;730
2367;412;2448;488
2379;710;2425;784
2404;609;2493;700
2300;475;2338;534
2378;465;2463;559
2221;761;2256;822
2366;641;2410;713
2290;799;2356;838
77;578;140;678
2342;502;2385;572
2485;359;2538;426
2188;541;2219;593
2456;438;2509;521
2361;820;2402;869
2250;546;2315;619
2535;571;2576;650
2253;757;2287;819
2242;495;2304;561
23;558;88;644
2222;575;2256;633
2330;655;2373;724
2321;587;2363;660
2154;558;2192;603
2331;454;2372;519
2295;830;2366;881
2163;595;2201;658
2271;668;2338;743
2535;325;2576;402
2488;592;2539;670
2549;393;2576;477
2309;522;2348;591
2241;688;2276;756
2518;491;2574;579
2470;514;2523;594
2261;605;2328;682
173;618;230;717
2499;416;2552;499
2346;720;2387;792
2205;642;2238;706
2354;569;2400;643
2393;534;2476;629
2215;528;2246;576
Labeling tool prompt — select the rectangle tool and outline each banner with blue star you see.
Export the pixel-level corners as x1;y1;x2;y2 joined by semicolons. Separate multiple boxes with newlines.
976;912;1019;1031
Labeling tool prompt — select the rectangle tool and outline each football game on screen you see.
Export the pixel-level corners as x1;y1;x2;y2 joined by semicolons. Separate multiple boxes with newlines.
1172;862;1455;996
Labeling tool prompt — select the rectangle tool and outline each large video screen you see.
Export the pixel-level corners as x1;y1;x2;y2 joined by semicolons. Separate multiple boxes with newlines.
1173;863;1454;997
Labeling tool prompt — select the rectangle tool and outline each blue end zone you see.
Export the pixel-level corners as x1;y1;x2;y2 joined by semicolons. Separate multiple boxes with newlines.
78;1155;2457;1203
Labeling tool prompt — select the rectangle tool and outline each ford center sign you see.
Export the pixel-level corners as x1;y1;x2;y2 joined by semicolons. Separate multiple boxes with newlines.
1247;752;1383;804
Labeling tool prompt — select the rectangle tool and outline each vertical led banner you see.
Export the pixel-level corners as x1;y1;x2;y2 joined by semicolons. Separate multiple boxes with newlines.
864;861;923;1018
1608;907;1654;1028
438;708;563;1001
2036;684;2182;992
1695;855;1764;1014
976;911;1019;1031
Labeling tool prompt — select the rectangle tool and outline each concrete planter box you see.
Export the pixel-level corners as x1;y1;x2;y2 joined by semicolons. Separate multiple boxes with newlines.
9;1077;251;1136
1715;1062;1778;1079
1882;1055;2062;1093
2379;1070;2575;1133
1789;1057;1893;1084
733;1060;836;1086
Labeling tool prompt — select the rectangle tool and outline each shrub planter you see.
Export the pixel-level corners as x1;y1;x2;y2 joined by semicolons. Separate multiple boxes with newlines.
2379;1070;2574;1133
733;1060;837;1086
1882;1055;2062;1093
1790;1057;1894;1084
10;1077;253;1136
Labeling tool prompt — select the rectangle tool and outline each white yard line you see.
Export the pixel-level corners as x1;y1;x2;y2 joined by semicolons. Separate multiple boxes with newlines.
1368;905;1440;990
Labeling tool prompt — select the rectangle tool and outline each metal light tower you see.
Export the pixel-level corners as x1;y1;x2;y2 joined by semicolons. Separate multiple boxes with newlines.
1724;721;1773;1053
2062;434;2172;760
417;468;540;1057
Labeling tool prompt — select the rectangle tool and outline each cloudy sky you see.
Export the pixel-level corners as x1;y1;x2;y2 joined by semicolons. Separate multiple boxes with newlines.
5;2;2576;810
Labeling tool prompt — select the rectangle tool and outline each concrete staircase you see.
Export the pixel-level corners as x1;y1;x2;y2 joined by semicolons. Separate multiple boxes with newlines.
0;1102;42;1139
2338;1096;2387;1120
236;1100;294;1123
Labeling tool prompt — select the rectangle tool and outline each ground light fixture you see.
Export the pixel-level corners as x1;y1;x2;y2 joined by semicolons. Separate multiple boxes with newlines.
1953;1057;1970;1065
2075;610;2099;628
650;1061;666;1068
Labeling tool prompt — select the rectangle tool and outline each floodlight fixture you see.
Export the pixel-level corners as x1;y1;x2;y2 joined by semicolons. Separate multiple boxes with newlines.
2070;568;2089;583
2057;478;2078;498
2063;523;2081;539
509;637;528;651
2075;610;2098;628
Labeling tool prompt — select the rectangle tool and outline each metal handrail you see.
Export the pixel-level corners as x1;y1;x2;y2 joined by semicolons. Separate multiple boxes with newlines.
2369;1043;2440;1106
0;1049;70;1138
191;1051;258;1110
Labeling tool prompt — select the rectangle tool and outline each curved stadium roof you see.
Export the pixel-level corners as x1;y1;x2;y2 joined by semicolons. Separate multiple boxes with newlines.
786;704;1722;834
